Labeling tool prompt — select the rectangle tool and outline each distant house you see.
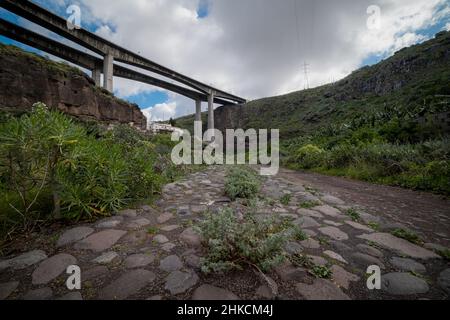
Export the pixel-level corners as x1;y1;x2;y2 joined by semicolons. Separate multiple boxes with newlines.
148;122;184;135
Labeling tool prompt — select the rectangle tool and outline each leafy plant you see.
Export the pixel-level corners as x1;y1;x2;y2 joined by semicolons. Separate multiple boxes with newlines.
280;193;292;206
310;265;333;279
0;104;186;237
436;249;450;260
224;166;261;201
290;253;314;268
346;208;360;222
196;208;293;273
292;226;308;241
367;222;379;231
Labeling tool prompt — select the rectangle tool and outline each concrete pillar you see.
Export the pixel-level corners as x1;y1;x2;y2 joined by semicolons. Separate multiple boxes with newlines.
208;91;215;131
103;53;114;92
92;64;102;87
195;100;202;122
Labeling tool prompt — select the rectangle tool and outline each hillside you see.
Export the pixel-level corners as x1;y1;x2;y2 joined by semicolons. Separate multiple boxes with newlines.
178;31;449;135
177;31;450;194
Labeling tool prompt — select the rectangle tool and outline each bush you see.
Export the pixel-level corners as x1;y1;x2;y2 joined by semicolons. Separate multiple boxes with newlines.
224;166;261;200
0;103;184;235
196;208;294;273
294;144;325;169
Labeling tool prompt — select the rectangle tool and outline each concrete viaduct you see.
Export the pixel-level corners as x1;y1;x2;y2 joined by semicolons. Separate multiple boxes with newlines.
0;0;246;132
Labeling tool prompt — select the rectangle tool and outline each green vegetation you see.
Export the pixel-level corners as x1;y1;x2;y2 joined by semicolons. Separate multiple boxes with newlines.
280;193;291;205
292;226;308;241
147;226;159;235
299;200;321;209
290;253;314;268
0;44;84;77
391;228;423;245
290;254;333;279
436;249;450;260
176;32;450;195
367;222;380;231
310;265;333;279
196;208;299;273
346;208;361;222
224;166;261;200
0;103;188;239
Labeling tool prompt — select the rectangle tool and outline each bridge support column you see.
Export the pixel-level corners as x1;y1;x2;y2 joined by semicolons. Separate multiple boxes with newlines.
92;64;102;87
103;53;114;92
208;91;215;129
195;100;202;122
206;91;215;141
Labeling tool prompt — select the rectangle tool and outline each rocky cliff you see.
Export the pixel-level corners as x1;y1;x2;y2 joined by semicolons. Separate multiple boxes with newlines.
0;45;146;129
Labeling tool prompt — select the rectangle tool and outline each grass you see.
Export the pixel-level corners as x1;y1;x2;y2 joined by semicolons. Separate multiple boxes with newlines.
391;228;423;245
147;226;159;235
346;208;360;222
280;194;292;205
290;254;314;268
292;228;309;241
318;237;330;246
367;222;380;231
299;200;321;209
436;249;450;260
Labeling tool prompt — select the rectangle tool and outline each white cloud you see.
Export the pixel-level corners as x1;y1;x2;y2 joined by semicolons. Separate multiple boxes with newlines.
446;22;450;31
23;0;450;120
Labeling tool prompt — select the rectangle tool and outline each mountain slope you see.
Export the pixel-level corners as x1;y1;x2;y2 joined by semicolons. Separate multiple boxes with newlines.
177;30;450;138
176;31;450;194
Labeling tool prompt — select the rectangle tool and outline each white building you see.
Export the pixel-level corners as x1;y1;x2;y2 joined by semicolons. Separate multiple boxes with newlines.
148;122;184;135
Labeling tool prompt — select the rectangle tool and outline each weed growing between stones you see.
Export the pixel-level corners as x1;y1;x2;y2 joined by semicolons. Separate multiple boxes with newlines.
310;265;333;279
147;226;159;235
391;228;423;245
196;208;299;274
290;254;314;268
299;200;321;209
367;222;380;231
280;194;291;205
346;208;360;222
436;248;450;260
224;166;261;201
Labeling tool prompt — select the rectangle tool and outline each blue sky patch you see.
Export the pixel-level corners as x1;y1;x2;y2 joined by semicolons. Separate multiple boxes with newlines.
197;0;210;18
123;90;169;108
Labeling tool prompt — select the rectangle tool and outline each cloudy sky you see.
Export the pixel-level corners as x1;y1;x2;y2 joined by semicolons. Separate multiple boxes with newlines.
1;0;449;122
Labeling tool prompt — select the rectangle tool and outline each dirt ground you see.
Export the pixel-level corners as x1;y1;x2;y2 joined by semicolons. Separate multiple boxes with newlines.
277;168;450;247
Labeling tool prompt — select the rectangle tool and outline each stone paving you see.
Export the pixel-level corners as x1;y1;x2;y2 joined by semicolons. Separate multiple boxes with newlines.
0;166;449;300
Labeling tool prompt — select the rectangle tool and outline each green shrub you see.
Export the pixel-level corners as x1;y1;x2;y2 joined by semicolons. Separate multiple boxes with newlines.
196;208;293;273
224;166;261;200
0;103;185;235
295;144;325;169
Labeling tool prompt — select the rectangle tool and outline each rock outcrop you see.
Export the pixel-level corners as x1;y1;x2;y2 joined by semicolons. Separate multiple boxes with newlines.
0;45;146;129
